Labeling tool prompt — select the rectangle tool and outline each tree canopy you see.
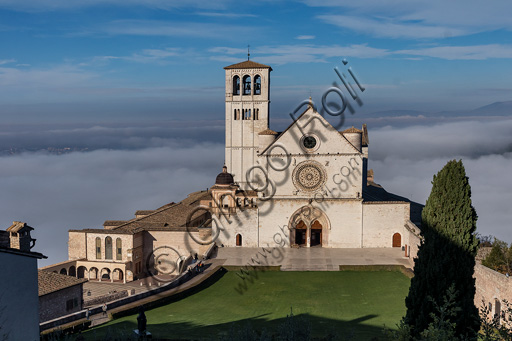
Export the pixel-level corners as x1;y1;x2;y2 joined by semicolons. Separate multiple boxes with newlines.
405;159;479;339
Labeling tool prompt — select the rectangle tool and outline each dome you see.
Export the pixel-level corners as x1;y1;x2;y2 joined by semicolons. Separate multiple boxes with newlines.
215;165;234;185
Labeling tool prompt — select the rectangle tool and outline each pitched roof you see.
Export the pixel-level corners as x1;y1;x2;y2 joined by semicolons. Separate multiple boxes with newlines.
342;126;362;134
224;60;272;71
103;220;129;227
38;271;87;296
135;210;155;216
7;221;33;233
258;129;278;135
108;190;213;234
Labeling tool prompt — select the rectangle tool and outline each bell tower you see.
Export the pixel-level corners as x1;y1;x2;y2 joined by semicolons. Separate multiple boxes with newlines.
224;60;272;190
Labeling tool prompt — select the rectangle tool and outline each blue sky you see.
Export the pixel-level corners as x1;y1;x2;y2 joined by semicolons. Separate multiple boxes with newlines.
1;0;512;123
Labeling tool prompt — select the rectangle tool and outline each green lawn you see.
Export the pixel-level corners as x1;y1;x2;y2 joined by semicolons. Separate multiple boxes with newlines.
83;270;410;340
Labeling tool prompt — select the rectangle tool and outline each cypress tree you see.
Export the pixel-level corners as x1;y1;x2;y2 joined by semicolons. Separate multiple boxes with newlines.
404;160;479;339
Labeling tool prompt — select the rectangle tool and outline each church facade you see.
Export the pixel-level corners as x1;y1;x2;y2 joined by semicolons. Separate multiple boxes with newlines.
215;60;420;251
56;60;421;283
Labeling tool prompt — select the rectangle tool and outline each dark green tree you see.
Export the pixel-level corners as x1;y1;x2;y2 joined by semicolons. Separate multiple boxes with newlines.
482;239;507;273
404;160;479;339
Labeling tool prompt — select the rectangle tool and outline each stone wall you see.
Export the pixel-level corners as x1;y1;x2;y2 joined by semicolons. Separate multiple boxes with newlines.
68;231;86;260
217;207;259;247
474;263;512;320
39;283;83;323
0;250;40;340
405;220;421;267
362;202;409;248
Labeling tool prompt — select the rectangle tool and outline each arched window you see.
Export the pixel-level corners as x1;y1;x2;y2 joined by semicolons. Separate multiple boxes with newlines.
234;109;237;120
105;236;113;260
236;234;242;246
495;299;501;321
116;238;122;260
233;75;240;95
254;75;261;95
254;109;259;120
242;75;251;95
95;237;101;259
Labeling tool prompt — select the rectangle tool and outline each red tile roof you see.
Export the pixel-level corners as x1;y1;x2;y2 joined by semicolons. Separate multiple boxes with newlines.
224;60;272;70
38;271;87;296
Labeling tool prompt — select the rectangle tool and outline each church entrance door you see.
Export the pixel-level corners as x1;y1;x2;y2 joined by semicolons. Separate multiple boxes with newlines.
295;220;307;246
392;233;401;247
310;220;323;247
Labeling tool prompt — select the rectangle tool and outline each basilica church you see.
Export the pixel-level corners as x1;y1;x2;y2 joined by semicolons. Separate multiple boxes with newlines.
59;60;421;283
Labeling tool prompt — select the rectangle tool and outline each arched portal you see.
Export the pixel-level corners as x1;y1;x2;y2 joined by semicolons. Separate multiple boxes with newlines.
89;267;99;280
100;268;111;281
236;233;242;246
289;206;330;247
60;268;67;275
113;268;124;282
77;266;87;279
392;233;401;247
68;265;76;277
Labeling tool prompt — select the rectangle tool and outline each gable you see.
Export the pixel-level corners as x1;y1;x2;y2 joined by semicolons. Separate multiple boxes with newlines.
261;106;361;156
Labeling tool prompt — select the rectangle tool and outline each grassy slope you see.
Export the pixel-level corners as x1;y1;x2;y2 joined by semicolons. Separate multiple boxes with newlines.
84;270;410;340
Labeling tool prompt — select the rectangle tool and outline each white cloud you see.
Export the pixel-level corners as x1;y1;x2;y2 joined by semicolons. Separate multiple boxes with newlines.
296;35;315;40
0;0;229;12
102;20;253;39
0;59;15;65
0;65;97;89
307;0;512;39
195;12;257;18
396;44;512;60
210;44;390;65
318;15;467;39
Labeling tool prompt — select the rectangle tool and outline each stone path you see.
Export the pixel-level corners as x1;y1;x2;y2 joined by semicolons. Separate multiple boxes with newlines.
217;246;411;271
83;275;176;303
84;258;226;327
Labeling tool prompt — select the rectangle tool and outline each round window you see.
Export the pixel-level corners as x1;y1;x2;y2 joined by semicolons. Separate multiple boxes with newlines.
303;136;317;149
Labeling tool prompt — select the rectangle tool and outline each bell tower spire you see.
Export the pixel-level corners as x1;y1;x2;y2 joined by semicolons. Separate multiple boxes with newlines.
223;59;272;190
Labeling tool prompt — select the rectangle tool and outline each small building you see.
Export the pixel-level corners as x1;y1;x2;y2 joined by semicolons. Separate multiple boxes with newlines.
38;271;87;323
0;222;46;341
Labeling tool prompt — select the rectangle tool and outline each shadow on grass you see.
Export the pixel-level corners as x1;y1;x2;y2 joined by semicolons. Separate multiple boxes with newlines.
82;312;387;340
110;267;230;321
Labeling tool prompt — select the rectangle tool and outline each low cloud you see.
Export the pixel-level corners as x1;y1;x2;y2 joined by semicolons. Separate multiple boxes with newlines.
368;118;512;242
2;117;510;267
0;143;224;266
